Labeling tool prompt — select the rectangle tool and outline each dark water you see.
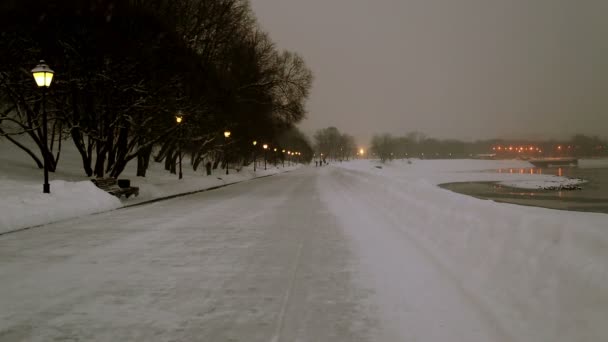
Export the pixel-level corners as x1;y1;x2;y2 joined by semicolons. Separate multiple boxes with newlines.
441;167;608;214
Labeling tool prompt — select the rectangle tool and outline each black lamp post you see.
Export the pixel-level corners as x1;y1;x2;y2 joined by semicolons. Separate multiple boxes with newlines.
31;60;54;194
263;144;268;170
281;150;285;167
176;114;183;179
252;140;257;171
224;131;231;175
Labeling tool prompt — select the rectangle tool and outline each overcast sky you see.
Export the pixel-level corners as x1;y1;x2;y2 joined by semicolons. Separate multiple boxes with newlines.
250;0;608;145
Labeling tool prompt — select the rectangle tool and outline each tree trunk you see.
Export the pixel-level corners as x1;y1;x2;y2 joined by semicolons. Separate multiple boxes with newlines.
164;150;173;171
169;151;177;174
94;144;107;177
136;145;152;177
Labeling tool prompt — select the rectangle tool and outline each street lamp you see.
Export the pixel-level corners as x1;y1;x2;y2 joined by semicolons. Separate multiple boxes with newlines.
224;130;231;175
282;149;286;167
176;114;183;179
263;144;268;170
252;140;257;172
31;60;54;194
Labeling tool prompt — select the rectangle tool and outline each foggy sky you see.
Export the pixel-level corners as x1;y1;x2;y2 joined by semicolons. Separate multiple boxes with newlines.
250;0;608;145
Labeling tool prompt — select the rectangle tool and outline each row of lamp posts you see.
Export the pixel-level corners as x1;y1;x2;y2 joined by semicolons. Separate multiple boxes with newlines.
175;116;232;177
29;60;306;190
173;125;306;179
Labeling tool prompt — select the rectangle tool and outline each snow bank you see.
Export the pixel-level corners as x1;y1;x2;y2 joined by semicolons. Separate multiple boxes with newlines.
126;162;299;206
0;180;121;234
0;138;299;233
498;177;585;189
330;159;608;341
354;158;585;189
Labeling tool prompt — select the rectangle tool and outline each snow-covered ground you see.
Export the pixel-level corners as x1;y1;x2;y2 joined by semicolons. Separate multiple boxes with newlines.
0;156;607;341
498;178;584;190
0;139;298;234
323;159;608;341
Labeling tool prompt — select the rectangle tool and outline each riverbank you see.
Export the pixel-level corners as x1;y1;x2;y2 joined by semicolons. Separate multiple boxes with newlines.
441;164;608;214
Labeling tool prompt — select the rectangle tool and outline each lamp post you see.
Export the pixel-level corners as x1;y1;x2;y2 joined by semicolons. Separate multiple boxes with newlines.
224;130;231;175
273;148;277;166
263;144;268;170
282;149;285;167
31;60;54;194
252;140;257;172
176;114;183;179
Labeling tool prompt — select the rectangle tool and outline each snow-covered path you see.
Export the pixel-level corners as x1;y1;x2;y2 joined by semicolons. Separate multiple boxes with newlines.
318;166;512;341
2;164;606;341
0;169;371;341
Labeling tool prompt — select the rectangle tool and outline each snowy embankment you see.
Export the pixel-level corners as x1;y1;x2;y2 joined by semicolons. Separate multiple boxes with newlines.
327;159;608;341
0;139;297;234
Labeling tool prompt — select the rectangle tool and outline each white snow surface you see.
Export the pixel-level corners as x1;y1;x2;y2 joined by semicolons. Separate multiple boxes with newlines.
498;178;585;189
321;159;608;341
0;138;297;234
0;153;607;341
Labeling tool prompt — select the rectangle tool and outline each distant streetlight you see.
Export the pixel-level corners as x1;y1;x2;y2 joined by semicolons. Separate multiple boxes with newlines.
263;144;268;170
224;130;231;175
31;60;54;194
252;140;257;172
176;113;184;179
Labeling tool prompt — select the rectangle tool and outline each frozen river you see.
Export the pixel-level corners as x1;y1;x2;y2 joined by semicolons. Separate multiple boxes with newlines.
441;166;608;214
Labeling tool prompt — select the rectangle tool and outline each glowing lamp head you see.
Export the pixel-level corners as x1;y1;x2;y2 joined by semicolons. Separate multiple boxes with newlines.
282;149;285;153
263;144;268;150
359;148;364;155
253;140;257;146
31;60;54;87
175;115;183;124
224;131;231;138
274;148;277;152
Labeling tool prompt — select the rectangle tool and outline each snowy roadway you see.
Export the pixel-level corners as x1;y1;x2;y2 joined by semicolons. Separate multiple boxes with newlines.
1;165;606;341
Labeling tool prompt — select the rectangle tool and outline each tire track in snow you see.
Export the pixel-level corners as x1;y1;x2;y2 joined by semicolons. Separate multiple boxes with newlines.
270;240;305;342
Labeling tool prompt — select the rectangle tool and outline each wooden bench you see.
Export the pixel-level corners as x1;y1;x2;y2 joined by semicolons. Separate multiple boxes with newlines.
91;178;139;199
